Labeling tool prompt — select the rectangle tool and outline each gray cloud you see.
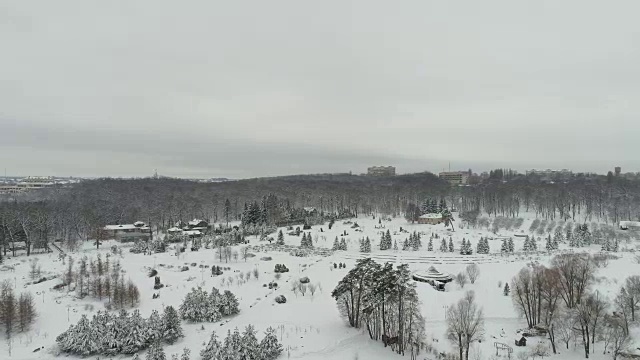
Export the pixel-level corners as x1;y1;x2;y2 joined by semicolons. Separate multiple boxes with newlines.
1;0;640;178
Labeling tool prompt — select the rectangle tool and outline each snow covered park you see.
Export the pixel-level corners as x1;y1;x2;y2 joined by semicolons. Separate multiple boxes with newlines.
1;213;640;360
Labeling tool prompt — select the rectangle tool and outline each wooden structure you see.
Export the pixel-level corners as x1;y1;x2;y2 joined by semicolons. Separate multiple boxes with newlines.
412;266;453;291
494;342;513;359
416;213;443;225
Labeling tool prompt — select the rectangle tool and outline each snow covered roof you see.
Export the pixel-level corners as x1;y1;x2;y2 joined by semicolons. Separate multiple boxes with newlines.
188;219;206;226
413;266;453;282
167;227;183;232
104;224;137;231
419;213;443;219
183;230;202;236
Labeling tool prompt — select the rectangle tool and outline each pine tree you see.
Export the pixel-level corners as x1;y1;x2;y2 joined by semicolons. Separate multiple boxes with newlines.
220;290;239;316
162;306;183;344
393;240;398;251
523;236;531;252
385;230;392;250
201;331;222;360
218;329;235;360
359;238;366;252
439;239;447;252
507;238;514;253
147;309;163;345
459;239;467;255
403;238;410;251
276;230;284;245
332;237;340;251
240;325;260;360
301;233;307;248
500;239;508;253
448;237;454;252
566;228;573;245
530;236;537;251
259;326;283;360
146;341;166;360
122;310;147;354
601;237;611;252
307;232;314;248
180;348;190;360
411;232;421;251
545;235;553;252
503;283;510;296
427;238;433;251
379;233;387;250
553;227;564;244
364;237;371;252
229;327;242;358
339;238;347;251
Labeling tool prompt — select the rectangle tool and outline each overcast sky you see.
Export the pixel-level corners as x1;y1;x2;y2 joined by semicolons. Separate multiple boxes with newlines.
1;1;639;179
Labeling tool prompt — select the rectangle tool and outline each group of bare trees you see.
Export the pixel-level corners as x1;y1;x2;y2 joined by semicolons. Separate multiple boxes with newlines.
61;253;140;309
446;291;485;360
510;253;637;359
0;280;37;339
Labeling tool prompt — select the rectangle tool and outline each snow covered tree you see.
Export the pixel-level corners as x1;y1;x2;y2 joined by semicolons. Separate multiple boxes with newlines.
553;227;564;244
385;230;392;249
276;230;284;245
180;348;190;360
393;240;398;251
332;237;340;251
476;238;490;254
146;341;166;360
411;232;421;251
220;290;240;316
259;326;283;360
339;238;347;251
566;227;574;246
147;309;164;345
121;310;147;354
200;331;221;360
403;238;410;251
240;325;260;360
427;237;433;251
162;305;183;344
439;239;447;252
507;238;514;253
180;288;209;322
523;236;532;252
460;239;473;255
500;238;508;253
448;237;454;252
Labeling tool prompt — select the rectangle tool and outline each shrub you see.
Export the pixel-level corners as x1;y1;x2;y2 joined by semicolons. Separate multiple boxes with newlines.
275;295;287;304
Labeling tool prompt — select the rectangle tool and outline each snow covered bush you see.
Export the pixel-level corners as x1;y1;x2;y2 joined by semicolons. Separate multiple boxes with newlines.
275;295;287;304
179;287;239;323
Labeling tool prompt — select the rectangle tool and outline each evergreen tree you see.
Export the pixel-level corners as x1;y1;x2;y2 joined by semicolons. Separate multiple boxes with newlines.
545;235;554;252
553;227;564;244
240;325;260;360
332;237;340;251
566;227;573;245
162;306;183;344
385;230;392;249
218;329;236;360
503;283;510;296
459;239;467;255
359;238;366;253
301;233;307;248
220;290;240;316
276;230;284;245
339;238;347;251
523;236;531;252
180;348;190;360
411;232;421;251
507;238;514;253
122;310;147;354
601;237;611;252
259;326;283;360
146;341;166;360
393;240;398;251
530;236;537;251
200;331;222;360
364;237;371;252
307;232;314;248
500;239;508;253
448;237;454;252
439;239;447;252
402;238;410;251
427;237;433;251
379;233;387;250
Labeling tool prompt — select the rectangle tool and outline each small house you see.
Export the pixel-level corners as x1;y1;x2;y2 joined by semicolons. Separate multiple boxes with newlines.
417;213;443;225
187;219;209;229
515;336;527;347
103;222;151;242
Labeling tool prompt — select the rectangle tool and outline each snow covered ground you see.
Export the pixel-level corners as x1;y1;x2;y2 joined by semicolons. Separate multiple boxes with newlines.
1;214;640;360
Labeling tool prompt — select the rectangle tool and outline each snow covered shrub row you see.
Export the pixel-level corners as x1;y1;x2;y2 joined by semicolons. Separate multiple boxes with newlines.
56;306;183;356
179;287;239;323
200;325;283;360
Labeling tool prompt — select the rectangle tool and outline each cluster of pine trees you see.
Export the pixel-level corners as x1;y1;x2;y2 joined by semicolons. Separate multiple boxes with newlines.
331;259;426;357
439;237;455;252
200;326;283;360
300;233;314;248
56;307;182;356
545;234;559;251
0;280;37;338
522;236;538;252
459;239;473;255
332;237;347;251
61;254;140;309
179;287;239;323
359;237;372;252
476;237;490;254
276;230;285;245
379;230;393;250
401;231;422;251
500;238;515;253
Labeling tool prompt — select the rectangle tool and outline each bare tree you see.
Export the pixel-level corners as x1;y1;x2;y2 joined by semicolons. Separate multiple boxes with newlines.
446;291;485;360
602;315;630;360
466;264;480;284
455;272;468;289
551;253;595;309
0;280;16;339
540;267;563;354
17;292;36;332
252;268;259;280
299;282;307;296
556;310;576;350
308;283;317;297
620;275;640;321
291;281;299;297
511;265;544;328
241;246;251;262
